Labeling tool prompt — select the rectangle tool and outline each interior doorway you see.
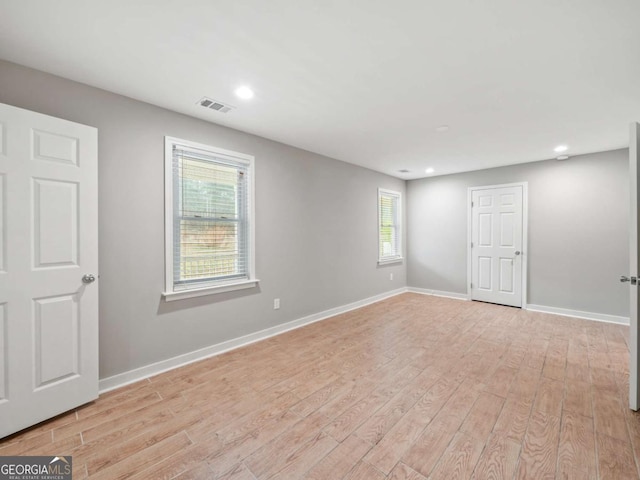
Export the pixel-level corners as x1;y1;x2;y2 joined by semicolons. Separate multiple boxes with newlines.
468;183;527;308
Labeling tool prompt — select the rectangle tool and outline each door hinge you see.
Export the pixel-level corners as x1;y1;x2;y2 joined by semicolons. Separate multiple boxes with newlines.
471;242;474;248
470;283;473;289
471;201;474;207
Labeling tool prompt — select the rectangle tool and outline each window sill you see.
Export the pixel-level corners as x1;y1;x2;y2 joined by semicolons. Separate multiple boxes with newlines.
378;257;404;265
163;279;260;302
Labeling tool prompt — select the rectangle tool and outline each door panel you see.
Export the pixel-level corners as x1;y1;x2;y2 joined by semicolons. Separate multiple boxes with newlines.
0;123;5;155
33;129;79;165
500;213;514;246
0;102;98;438
500;193;515;206
0;174;4;271
479;213;492;246
499;258;514;293
478;194;492;207
33;179;79;268
0;303;5;401
478;257;492;290
471;184;524;307
33;294;79;388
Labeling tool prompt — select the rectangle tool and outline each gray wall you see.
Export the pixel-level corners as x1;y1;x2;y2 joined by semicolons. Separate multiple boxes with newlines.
407;149;630;317
0;60;406;379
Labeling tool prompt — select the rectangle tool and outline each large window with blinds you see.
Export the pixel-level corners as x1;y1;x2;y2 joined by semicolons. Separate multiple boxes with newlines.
163;137;257;300
378;188;403;264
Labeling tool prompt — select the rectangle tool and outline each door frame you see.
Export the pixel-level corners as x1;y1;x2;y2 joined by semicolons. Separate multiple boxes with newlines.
467;182;529;306
629;122;639;411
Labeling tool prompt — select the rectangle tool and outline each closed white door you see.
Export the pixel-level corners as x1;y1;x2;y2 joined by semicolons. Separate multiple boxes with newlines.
0;103;98;438
470;184;525;307
628;122;640;411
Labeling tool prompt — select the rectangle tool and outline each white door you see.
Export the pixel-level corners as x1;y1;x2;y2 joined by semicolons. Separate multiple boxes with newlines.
628;122;640;411
0;103;98;438
470;184;525;307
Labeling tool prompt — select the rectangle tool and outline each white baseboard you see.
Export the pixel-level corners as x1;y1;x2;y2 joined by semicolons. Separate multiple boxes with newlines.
99;289;629;394
407;287;469;301
526;304;630;325
98;287;408;393
405;287;628;325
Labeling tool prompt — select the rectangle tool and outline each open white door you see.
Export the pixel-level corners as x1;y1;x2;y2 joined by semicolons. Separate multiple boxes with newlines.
629;122;640;411
0;103;98;437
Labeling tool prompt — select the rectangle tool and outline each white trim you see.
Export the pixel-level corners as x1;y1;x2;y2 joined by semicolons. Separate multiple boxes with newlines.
629;121;640;410
407;287;469;301
99;287;407;393
100;287;631;393
164;137;173;298
466;188;472;301
164;136;256;299
378;188;403;263
467;182;528;307
377;257;404;266
407;288;628;325
162;279;260;301
526;304;629;325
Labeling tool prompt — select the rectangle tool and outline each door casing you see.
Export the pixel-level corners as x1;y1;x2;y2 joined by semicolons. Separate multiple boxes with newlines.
629;122;639;411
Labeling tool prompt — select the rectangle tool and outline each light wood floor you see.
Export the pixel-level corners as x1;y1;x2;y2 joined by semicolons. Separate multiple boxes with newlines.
2;293;640;479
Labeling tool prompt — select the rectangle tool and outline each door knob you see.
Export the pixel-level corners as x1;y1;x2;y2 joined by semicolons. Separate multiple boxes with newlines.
514;251;521;255
621;275;638;285
82;274;96;284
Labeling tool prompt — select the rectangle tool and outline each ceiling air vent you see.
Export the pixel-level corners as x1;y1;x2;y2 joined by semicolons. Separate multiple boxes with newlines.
198;97;235;113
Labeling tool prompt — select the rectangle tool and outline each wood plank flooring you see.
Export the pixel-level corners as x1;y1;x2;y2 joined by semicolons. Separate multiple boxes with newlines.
2;293;640;479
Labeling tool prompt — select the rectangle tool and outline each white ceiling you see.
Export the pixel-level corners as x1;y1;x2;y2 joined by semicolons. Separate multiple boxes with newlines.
1;0;639;179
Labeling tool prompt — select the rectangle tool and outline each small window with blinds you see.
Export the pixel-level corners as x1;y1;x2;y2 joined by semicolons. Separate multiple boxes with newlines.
163;137;258;300
378;188;403;264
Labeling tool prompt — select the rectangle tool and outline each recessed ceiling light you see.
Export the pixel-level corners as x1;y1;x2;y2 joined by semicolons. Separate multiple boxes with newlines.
425;167;435;174
234;86;254;100
554;145;568;153
435;125;449;133
556;155;570;161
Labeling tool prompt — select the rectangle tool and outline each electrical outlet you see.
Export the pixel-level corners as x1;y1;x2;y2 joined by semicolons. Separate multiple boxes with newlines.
390;273;394;281
274;298;280;310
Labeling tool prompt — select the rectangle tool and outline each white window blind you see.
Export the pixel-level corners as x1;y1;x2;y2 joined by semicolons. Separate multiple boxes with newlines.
378;188;402;262
164;137;256;299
